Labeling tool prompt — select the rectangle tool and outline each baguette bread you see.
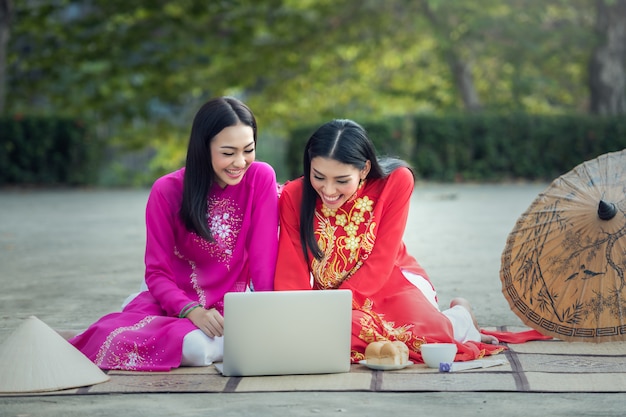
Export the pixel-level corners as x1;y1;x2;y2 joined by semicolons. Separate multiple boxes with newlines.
365;340;409;365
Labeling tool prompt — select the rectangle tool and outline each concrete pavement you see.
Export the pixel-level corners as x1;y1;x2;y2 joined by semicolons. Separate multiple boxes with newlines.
1;183;625;416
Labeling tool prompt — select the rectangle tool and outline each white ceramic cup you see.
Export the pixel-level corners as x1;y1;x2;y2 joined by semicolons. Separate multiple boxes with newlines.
420;343;458;368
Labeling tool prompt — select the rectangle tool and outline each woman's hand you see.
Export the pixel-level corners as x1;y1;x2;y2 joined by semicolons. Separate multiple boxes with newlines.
186;307;224;337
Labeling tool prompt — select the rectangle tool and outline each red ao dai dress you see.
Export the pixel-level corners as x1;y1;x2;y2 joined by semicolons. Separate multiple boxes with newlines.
274;167;504;364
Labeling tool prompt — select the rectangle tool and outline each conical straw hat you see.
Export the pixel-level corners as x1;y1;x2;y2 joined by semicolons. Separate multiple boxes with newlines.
0;316;110;393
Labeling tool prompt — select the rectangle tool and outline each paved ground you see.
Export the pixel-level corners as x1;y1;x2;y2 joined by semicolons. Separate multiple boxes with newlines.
1;183;626;416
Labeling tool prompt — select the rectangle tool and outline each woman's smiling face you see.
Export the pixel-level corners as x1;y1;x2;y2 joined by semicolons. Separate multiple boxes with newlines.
210;123;255;188
310;157;370;209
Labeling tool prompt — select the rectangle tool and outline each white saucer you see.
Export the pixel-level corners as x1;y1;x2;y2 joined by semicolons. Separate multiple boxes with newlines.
359;360;414;371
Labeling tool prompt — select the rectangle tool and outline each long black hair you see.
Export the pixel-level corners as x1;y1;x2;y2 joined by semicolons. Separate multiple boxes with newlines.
180;97;257;241
300;119;412;260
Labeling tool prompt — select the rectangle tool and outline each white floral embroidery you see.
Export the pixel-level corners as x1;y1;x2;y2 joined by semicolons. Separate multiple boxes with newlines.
194;196;242;268
95;316;157;370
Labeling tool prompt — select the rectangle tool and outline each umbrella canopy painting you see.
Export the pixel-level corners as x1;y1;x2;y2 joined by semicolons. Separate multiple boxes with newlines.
501;149;626;342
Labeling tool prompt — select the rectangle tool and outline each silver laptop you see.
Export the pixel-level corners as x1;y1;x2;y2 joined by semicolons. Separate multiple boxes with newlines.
214;289;352;377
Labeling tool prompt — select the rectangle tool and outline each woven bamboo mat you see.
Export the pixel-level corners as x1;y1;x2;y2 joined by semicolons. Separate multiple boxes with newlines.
4;328;626;397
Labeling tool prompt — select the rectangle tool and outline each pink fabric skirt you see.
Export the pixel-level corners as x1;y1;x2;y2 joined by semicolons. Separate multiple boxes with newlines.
70;292;198;371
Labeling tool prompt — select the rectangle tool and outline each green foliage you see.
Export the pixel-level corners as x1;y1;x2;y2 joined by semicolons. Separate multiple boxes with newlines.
0;116;102;185
285;124;318;180
6;1;598;124
412;113;626;181
2;0;615;186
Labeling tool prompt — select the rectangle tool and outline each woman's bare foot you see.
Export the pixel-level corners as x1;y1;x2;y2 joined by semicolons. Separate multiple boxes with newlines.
449;297;499;345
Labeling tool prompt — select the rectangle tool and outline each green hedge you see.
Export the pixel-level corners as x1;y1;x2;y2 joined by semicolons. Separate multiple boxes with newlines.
285;114;626;182
413;114;626;181
0;116;102;186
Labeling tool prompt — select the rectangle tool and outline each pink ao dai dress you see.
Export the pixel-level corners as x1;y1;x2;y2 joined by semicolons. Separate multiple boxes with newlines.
70;161;279;371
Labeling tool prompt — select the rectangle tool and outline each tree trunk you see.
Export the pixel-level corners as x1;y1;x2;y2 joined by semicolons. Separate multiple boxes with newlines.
447;52;483;113
589;0;626;115
420;0;483;112
0;0;11;115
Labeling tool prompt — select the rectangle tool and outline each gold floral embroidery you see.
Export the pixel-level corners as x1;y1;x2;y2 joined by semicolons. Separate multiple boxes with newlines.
352;350;366;362
312;194;376;289
354;196;373;212
349;298;507;362
350;298;427;362
321;206;336;217
355;298;417;344
344;222;358;236
351;211;365;225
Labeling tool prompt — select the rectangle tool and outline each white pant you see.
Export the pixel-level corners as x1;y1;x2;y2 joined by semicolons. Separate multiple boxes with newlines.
180;330;224;366
404;271;481;343
121;282;224;367
120;280;148;309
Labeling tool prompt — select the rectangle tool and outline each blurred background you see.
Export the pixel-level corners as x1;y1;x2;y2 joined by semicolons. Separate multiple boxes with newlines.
1;0;625;186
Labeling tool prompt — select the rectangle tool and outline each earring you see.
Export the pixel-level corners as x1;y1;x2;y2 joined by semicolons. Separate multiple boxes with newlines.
348;179;365;203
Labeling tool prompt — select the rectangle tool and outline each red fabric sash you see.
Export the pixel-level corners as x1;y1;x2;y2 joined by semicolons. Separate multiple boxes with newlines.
480;328;553;343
